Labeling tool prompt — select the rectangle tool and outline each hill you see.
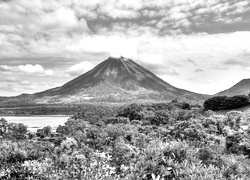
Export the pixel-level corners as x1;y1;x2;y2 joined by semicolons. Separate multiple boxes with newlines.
216;79;250;96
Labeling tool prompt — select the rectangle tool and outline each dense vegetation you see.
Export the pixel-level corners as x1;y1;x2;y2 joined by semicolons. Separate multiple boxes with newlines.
203;95;249;111
1;101;250;179
0;104;118;116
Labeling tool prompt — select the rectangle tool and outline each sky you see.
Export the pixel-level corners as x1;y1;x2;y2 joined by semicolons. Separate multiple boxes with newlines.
0;0;250;96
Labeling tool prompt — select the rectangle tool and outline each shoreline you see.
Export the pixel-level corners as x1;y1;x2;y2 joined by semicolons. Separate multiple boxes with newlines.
0;114;72;117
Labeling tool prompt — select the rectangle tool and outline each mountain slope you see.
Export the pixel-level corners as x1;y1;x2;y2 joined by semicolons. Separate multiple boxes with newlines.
216;79;250;96
0;56;208;105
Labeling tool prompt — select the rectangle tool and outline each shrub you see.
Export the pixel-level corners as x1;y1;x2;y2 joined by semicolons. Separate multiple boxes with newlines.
8;123;27;140
225;111;247;128
56;125;70;136
0;119;27;139
175;101;191;110
36;126;52;138
150;110;170;126
197;147;215;165
117;103;144;120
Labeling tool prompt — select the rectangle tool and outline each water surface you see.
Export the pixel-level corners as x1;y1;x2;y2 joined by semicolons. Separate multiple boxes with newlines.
0;116;69;132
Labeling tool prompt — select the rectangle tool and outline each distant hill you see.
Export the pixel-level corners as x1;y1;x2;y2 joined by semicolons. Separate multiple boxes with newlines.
0;56;208;105
216;79;250;96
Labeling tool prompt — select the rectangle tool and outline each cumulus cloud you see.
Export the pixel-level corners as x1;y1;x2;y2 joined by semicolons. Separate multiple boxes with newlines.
66;61;95;77
0;64;54;76
40;7;88;33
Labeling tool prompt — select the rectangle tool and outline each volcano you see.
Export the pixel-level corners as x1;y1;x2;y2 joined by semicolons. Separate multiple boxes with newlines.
40;56;179;96
0;56;207;104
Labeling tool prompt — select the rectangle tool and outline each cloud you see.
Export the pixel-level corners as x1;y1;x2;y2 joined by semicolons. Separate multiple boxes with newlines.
137;54;164;65
67;35;139;58
185;59;196;66
223;59;250;67
195;69;203;72
135;54;180;76
0;76;18;83
22;85;36;90
0;64;54;76
19;80;31;85
0;84;19;92
41;7;88;33
0;0;250;60
66;61;95;77
165;69;179;76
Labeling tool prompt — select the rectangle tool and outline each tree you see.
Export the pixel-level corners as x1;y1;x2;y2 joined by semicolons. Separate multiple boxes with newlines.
203;95;249;111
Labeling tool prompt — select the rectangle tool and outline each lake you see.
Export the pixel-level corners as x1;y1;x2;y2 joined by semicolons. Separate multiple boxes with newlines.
0;116;70;132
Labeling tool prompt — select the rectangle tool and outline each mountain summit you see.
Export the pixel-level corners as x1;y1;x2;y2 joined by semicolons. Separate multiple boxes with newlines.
0;57;207;104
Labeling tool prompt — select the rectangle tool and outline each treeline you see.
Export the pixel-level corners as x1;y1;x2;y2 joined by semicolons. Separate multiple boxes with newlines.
0;104;118;116
203;95;249;111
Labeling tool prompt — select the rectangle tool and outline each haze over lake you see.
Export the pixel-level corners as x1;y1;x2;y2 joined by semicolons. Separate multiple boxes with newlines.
1;116;69;132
